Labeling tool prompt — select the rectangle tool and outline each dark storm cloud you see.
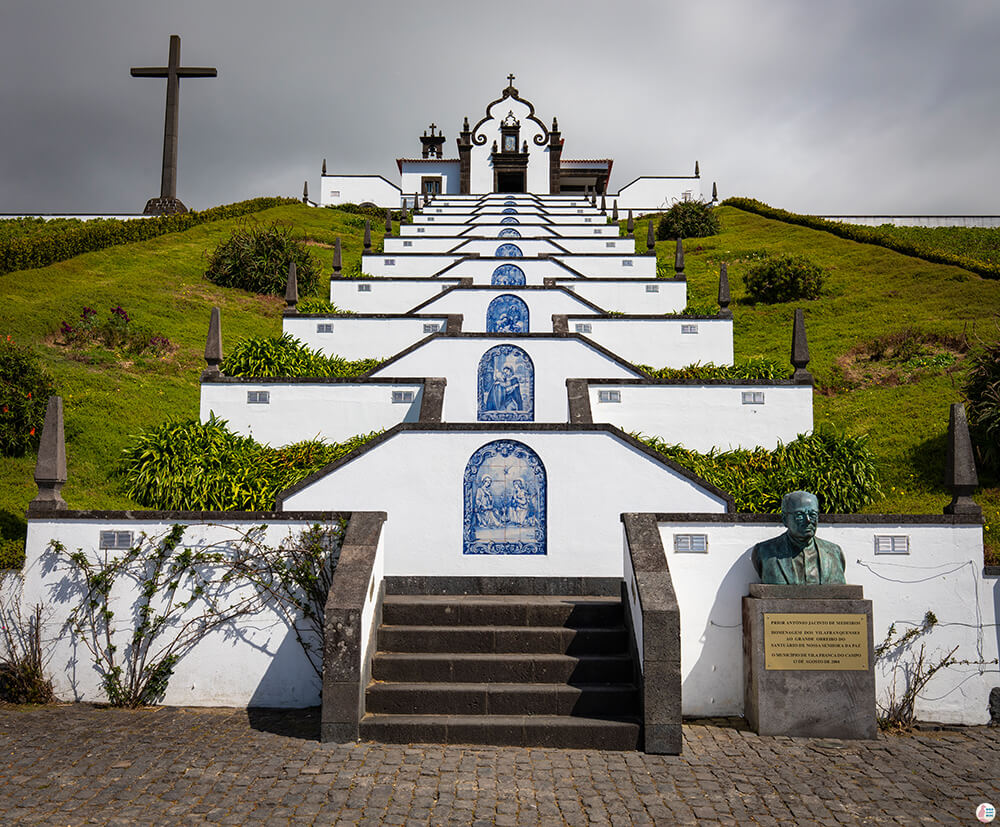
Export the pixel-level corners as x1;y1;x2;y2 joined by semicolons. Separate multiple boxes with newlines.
1;0;997;214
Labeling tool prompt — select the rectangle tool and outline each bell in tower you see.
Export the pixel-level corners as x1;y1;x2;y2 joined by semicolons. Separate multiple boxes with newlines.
420;123;446;159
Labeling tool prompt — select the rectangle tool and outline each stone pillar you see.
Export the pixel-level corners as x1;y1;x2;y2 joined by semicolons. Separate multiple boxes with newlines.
548;117;562;195
674;238;684;276
202;306;223;380
284;261;298;311
458;117;472;195
943;403;981;516
791;309;812;383
717;263;731;317
28;396;67;513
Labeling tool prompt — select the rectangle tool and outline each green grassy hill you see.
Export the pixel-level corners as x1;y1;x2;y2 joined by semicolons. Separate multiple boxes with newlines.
1;203;997;561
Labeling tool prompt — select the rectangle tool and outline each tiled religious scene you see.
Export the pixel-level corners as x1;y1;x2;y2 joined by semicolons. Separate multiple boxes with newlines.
477;344;533;421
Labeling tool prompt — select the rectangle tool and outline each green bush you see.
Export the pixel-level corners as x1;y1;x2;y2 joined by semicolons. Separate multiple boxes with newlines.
656;200;720;240
0;538;25;569
722;197;1000;279
639;427;882;513
963;339;1000;473
0;197;297;277
119;415;381;510
220;334;382;378
296;297;351;315
0;336;55;457
638;358;786;382
58;305;173;356
329;203;404;222
744;254;823;304
204;221;319;296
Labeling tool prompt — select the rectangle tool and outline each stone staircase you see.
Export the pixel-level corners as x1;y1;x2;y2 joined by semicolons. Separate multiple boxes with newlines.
360;592;642;749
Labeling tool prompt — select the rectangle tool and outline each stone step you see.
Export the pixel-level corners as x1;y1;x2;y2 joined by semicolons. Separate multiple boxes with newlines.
366;681;638;717
377;624;628;655
380;593;623;628
371;652;634;684
359;713;642;750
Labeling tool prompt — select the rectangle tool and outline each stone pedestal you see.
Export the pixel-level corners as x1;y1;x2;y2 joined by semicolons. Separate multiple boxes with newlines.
743;584;876;739
143;196;187;215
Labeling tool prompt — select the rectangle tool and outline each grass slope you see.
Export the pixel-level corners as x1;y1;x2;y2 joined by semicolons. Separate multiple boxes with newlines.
1;203;997;561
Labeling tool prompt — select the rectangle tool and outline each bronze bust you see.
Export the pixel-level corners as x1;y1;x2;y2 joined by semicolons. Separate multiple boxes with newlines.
751;491;846;585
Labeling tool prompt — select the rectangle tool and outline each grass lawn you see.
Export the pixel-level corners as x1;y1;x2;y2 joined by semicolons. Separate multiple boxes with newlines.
1;203;997;562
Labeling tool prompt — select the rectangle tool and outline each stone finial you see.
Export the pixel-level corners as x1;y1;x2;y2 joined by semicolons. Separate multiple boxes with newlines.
413;192;420;213
612;200;619;223
29;396;67;512
600;194;607;215
363;219;371;251
322;158;327;175
674;237;685;275
790;308;812;382
384;208;392;236
463;116;470;132
552;116;559;131
717;262;731;316
285;261;298;309
626;209;634;238
712;181;718;201
333;236;342;275
202;306;223;379
944;403;982;516
590;191;597;208
694;160;700;177
646;216;656;254
423;191;429;207
302;180;309;203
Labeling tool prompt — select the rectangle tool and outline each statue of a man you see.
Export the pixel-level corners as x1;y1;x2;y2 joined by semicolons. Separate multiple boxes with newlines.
751;491;846;585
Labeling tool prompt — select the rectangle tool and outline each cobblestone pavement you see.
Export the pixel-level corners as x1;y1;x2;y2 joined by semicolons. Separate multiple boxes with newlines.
1;705;998;825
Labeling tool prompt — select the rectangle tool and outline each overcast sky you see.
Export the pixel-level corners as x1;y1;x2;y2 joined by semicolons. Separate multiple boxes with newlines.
1;0;997;215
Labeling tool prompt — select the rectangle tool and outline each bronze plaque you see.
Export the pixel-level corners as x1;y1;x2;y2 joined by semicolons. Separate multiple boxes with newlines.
763;613;868;671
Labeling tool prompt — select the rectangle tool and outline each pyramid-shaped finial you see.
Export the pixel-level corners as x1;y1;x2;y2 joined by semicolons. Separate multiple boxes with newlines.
322;158;327;175
694;160;700;177
413;192;420;213
646;216;656;254
717;262;731;315
626;209;634;238
712;181;718;201
29;396;67;512
674;237;685;275
285;261;298;309
944;403;981;516
363;219;371;251
791;308;812;382
302;180;309;203
333;236;342;275
385;208;392;236
463;116;470;132
600;194;607;216
612;200;619;223
590;191;597;208
202;307;223;379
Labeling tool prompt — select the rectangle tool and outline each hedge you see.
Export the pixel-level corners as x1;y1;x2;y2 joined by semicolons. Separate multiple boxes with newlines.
721;197;1000;279
0;197;298;277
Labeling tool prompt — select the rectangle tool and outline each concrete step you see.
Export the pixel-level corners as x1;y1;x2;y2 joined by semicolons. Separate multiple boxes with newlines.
366;681;638;717
377;624;628;655
359;713;642;750
380;594;623;628
371;651;635;684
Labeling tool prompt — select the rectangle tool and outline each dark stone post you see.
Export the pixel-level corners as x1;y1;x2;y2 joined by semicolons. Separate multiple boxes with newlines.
590;190;597;208
944;403;982;516
458;117;472;195
413;192;420;214
284;261;298;311
363;219;371;252
791;308;812;382
674;237;685;276
384;208;392;237
333;237;342;276
322;158;327;175
548;117;562;194
302;180;309;204
694;160;700;177
626;209;634;238
612;200;619;223
202;307;223;379
712;181;718;202
600;193;607;216
28;396;67;513
717;262;731;317
646;217;656;255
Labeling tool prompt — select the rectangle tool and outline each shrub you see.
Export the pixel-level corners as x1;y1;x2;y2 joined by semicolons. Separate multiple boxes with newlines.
220;334;382;378
656;199;720;240
639;358;786;382
744;254;823;304
119;415;381;510
204;221;319;296
0;336;55;457
58;305;173;357
638;426;882;513
295;296;351;314
963;339;1000;473
329;203;404;222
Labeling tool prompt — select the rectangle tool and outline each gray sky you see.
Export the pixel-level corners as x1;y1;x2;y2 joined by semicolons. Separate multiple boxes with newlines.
1;0;998;215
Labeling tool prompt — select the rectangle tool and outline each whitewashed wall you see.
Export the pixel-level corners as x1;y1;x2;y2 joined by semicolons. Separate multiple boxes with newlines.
329;278;461;313
284;315;448;360
553;280;687;314
18;516;341;706
201;381;424;445
552;255;656;278
371;336;642;421
649;518;995;724
401;224;558;238
612;177;705;212
362;254;460;278
281;429;729;579
411;287;601;331
466;96;549;194
321;175;401;208
588;383;812;451
400;160;462;196
383;236;465;254
567;317;733;367
434;258;593;285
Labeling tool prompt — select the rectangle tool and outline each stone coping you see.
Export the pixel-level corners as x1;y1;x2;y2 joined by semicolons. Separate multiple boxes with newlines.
582;376;812;386
25;509;348;522
747;583;864;599
563;314;730;321
200;376;430;385
642;512;984;525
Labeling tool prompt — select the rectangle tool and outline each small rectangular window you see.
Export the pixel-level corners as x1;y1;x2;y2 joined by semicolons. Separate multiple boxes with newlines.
585;217;592;223
646;284;659;293
100;530;133;550
597;389;621;403
435;208;442;213
577;209;584;214
674;534;708;553
392;390;415;403
427;217;435;222
417;227;425;233
681;324;699;334
384;259;395;266
316;323;334;333
357;284;372;292
875;535;910;554
247;390;270;404
403;240;413;247
606;241;616;248
574;323;592;333
622;260;633;267
423;323;441;333
330;190;340;197
593;229;602;235
741;391;765;405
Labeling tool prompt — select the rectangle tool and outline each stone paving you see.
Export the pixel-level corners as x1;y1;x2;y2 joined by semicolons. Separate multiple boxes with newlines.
1;704;997;825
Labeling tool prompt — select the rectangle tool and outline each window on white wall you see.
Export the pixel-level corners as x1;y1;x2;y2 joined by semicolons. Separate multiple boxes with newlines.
358;284;371;292
423;323;441;333
316;323;334;333
622;260;633;267
597;390;621;403
681;324;699;334
392;390;415;403
874;535;910;554
574;323;592;333
247;391;270;404
100;530;134;550
674;534;708;552
646;285;659;293
741;391;765;405
330;190;340;198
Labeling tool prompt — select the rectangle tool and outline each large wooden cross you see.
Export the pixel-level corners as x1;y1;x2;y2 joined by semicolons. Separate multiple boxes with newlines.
131;35;216;213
